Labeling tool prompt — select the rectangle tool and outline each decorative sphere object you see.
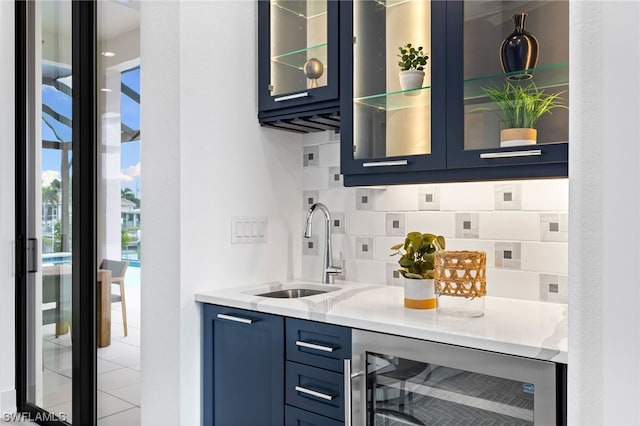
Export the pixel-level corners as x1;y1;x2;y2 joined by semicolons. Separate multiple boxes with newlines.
303;58;324;80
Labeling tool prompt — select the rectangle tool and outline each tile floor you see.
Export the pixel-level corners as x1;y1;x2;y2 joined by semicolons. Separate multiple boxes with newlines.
40;267;141;425
0;418;37;425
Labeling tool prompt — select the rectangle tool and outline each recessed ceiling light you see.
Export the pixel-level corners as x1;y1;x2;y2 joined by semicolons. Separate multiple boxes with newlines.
101;88;112;92
101;51;115;57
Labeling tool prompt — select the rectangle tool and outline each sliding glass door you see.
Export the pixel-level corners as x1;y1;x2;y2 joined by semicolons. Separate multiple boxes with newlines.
16;1;96;424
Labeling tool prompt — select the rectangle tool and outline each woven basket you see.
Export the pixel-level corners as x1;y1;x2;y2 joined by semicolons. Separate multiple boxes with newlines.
434;251;487;299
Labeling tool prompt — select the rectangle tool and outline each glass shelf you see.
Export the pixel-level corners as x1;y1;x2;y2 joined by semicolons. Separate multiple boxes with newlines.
271;43;328;71
272;1;327;20
354;86;431;111
352;63;567;112
464;62;569;101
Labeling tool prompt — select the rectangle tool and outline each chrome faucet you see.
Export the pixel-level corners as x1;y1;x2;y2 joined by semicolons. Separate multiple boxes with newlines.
304;202;343;284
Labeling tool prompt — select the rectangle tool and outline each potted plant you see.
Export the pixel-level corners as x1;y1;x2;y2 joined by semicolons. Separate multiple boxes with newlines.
480;81;567;147
397;43;429;91
390;232;445;309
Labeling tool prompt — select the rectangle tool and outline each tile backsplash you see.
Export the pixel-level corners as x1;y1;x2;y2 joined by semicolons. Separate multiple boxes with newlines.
301;133;569;304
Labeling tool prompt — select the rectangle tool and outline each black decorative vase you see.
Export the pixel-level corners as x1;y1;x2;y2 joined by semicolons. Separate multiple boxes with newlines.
500;13;539;80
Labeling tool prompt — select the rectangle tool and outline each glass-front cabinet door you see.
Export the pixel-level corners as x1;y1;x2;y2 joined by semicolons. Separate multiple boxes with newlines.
446;0;569;169
258;0;339;114
340;0;447;185
340;0;569;187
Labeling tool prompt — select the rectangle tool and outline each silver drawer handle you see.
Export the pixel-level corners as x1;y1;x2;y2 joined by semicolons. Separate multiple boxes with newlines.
274;92;309;102
480;149;542;159
216;313;254;324
362;159;408;167
295;340;336;353
295;385;335;401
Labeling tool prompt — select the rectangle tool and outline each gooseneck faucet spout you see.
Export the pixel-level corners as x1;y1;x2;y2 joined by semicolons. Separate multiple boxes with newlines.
304;202;343;284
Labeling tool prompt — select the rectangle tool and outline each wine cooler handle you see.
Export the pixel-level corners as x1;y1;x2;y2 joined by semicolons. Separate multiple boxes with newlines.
344;358;352;426
344;358;363;426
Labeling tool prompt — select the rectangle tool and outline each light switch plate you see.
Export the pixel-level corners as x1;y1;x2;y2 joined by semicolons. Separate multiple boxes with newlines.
231;216;267;244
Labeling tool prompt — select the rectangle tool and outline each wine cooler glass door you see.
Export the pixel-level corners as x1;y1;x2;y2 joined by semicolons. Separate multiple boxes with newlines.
351;330;557;426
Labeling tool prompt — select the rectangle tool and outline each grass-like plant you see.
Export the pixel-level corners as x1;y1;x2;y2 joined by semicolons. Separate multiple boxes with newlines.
397;43;429;71
480;81;567;129
390;232;445;279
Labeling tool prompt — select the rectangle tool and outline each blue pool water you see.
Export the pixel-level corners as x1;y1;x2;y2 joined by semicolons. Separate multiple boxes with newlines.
42;252;72;265
42;252;140;269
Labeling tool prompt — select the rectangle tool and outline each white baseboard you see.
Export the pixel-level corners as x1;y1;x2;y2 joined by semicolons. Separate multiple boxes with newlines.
1;389;16;415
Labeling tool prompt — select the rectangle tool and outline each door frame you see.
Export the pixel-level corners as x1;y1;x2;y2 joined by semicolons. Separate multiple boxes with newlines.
15;1;98;424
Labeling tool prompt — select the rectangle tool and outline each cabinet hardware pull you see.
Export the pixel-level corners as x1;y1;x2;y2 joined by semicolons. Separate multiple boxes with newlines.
295;340;336;352
344;358;362;426
295;385;335;401
362;160;409;168
216;313;254;324
479;149;542;159
274;92;309;102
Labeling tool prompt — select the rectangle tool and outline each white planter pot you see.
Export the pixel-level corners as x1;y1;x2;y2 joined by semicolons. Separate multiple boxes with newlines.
500;128;537;147
398;70;425;91
403;277;436;309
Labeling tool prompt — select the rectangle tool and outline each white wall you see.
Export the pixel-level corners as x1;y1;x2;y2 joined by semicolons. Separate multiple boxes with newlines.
139;1;302;424
0;0;16;415
569;1;640;424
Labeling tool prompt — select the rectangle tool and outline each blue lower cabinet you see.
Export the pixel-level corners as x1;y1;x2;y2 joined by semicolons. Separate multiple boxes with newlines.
285;405;344;426
286;361;345;422
202;305;284;426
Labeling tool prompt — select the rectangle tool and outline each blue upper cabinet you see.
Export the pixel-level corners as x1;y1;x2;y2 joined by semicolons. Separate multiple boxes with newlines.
445;1;569;173
339;0;448;185
258;0;341;133
340;0;569;186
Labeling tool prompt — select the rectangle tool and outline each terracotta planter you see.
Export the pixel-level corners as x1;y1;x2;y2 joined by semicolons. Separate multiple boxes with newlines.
398;70;425;92
403;277;436;309
500;128;537;147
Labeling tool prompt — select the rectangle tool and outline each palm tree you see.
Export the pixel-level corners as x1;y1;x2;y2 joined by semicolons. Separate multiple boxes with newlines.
42;179;61;206
121;187;140;208
42;179;61;250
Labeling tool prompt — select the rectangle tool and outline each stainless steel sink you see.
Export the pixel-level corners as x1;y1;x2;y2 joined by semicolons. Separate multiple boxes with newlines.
256;288;330;298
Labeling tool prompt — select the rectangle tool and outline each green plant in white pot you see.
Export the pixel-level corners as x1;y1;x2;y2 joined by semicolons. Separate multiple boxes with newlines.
390;232;445;309
397;43;429;91
480;81;567;147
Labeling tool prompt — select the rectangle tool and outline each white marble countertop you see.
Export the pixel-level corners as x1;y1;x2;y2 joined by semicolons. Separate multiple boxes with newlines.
195;280;568;364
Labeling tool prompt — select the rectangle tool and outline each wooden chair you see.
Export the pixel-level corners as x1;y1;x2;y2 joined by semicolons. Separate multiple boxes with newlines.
42;264;72;337
100;259;129;337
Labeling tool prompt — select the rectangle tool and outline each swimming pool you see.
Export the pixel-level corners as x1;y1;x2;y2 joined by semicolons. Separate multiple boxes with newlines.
42;252;72;265
42;252;140;268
